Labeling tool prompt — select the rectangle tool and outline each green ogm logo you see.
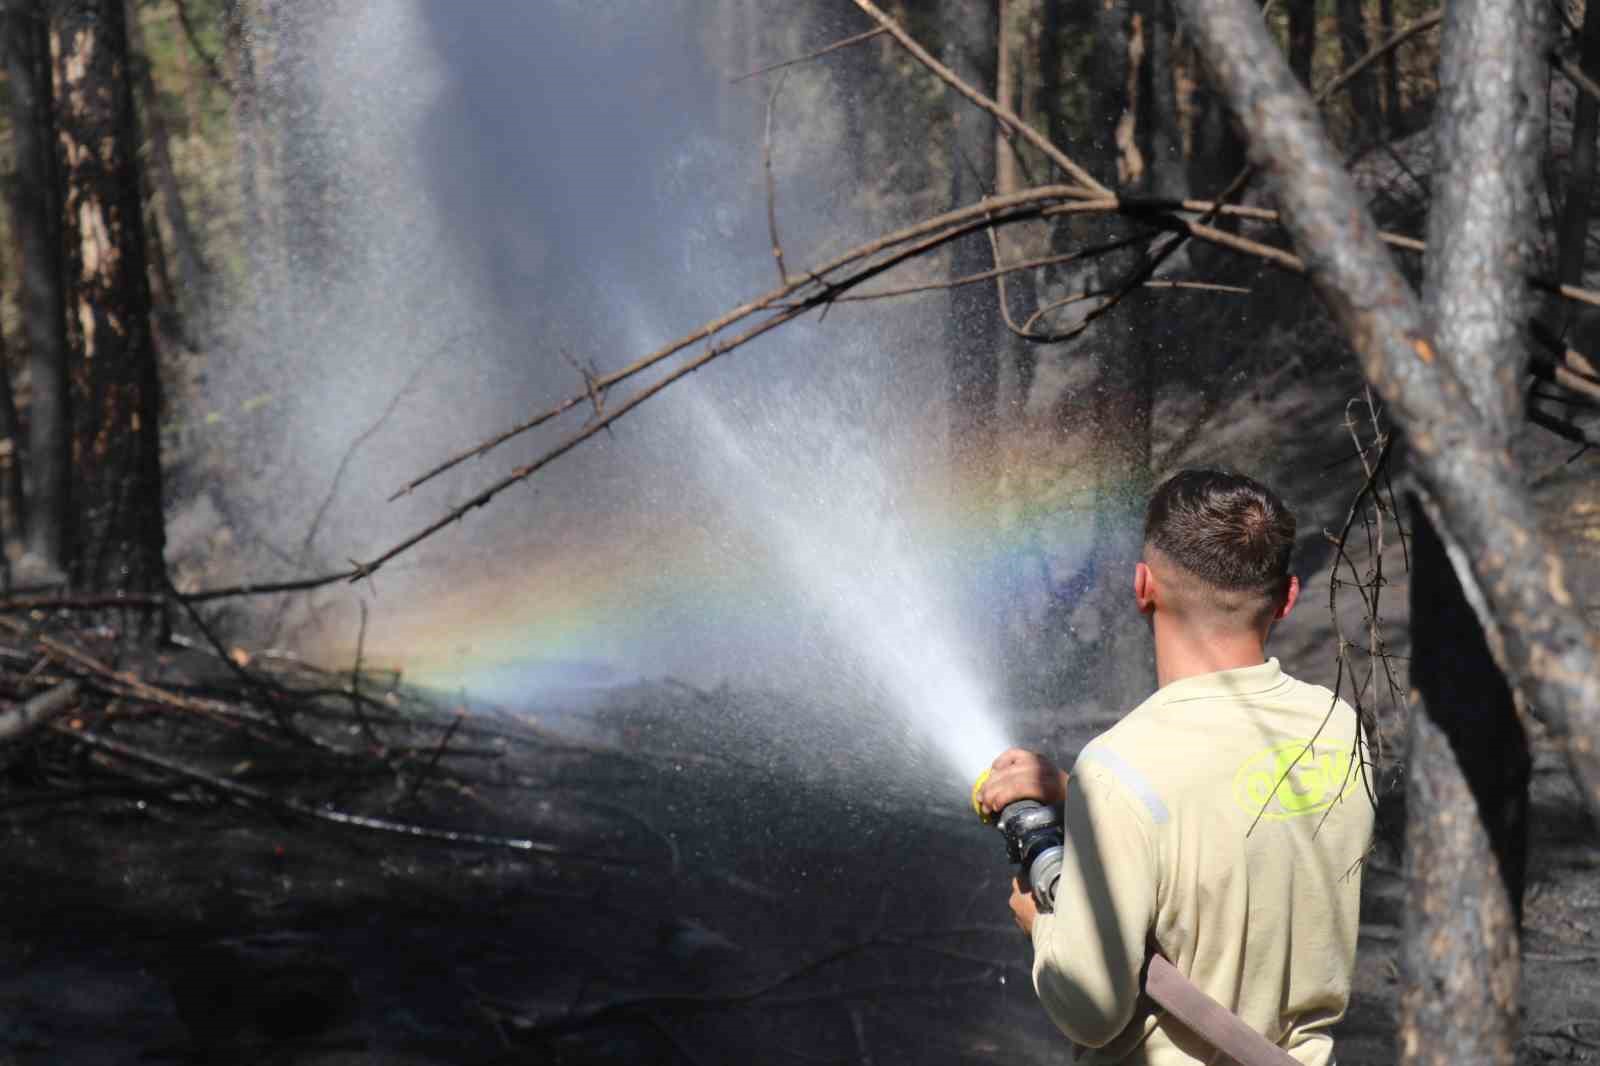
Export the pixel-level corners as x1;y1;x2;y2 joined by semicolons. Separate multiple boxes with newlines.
1232;740;1359;821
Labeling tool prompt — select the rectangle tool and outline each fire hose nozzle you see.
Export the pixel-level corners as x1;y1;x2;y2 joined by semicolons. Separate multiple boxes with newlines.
972;770;1065;913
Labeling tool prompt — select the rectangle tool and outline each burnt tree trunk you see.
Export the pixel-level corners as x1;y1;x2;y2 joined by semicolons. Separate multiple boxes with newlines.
1;0;70;584
1286;0;1315;87
1378;0;1399;131
1177;0;1600;834
1334;0;1376;143
1401;510;1528;1065
1397;0;1547;1059
49;0;166;602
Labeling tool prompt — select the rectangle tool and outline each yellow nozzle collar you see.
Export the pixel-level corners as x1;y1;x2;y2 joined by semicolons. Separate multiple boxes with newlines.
971;768;994;825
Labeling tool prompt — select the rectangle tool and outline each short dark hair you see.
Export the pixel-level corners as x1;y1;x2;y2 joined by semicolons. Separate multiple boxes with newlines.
1143;469;1295;593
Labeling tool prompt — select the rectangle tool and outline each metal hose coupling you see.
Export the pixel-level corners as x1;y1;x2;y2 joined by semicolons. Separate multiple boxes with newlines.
971;768;1066;913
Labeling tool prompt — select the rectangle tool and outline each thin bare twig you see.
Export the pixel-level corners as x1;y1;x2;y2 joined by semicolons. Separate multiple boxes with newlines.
835;233;1154;302
277;334;455;617
172;0;235;94
848;0;1111;196
1020;280;1251;335
1319;12;1442;104
347;600;385;754
764;73;790;286
401;710;464;805
729;26;887;84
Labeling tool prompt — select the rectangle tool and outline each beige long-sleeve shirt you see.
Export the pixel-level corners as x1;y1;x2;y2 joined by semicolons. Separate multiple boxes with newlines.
1030;658;1373;1065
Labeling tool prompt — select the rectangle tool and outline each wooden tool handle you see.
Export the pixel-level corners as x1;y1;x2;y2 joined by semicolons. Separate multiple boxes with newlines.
1143;955;1302;1066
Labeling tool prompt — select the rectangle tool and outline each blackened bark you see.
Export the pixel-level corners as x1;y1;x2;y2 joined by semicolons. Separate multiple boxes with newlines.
1400;507;1528;1065
49;0;166;601
1286;0;1314;87
1176;0;1600;825
1;0;70;581
1378;0;1399;131
1335;0;1376;140
1556;0;1600;294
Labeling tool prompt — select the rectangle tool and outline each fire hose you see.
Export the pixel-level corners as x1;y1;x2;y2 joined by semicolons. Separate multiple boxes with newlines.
972;770;1299;1066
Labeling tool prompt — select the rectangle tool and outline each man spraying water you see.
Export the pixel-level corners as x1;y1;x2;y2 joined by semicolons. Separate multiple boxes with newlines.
976;469;1373;1066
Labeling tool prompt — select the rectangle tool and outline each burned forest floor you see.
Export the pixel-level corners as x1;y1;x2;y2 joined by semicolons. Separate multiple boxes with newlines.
0;616;1596;1065
5;273;1600;1064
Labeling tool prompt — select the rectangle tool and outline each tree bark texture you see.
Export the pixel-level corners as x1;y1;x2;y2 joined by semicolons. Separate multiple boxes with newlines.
1400;505;1528;1066
1335;0;1376;140
1394;0;1547;1057
49;0;166;597
1423;0;1545;439
1;0;71;579
1175;0;1600;823
1556;0;1600;295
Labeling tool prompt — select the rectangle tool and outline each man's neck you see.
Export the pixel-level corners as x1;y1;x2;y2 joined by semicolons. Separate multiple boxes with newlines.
1152;619;1268;689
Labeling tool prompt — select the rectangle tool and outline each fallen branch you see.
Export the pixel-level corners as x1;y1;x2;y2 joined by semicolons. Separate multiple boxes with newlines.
57;725;584;857
0;682;79;743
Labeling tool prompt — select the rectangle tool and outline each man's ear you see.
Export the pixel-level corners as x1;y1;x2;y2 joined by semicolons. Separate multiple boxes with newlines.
1273;574;1300;622
1134;561;1157;615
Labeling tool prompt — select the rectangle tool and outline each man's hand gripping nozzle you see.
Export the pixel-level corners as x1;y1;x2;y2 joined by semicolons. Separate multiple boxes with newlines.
972;768;1066;912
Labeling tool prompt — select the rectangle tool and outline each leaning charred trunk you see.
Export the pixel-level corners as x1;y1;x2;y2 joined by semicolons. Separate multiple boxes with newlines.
49;0;166;607
1399;506;1528;1065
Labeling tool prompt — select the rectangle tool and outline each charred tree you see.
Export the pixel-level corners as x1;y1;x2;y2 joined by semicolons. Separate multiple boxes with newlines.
1397;0;1547;1058
1;0;70;585
1174;0;1600;1054
1286;0;1315;87
1335;0;1376;143
1378;0;1399;131
49;0;166;604
1401;513;1529;1064
1556;0;1600;305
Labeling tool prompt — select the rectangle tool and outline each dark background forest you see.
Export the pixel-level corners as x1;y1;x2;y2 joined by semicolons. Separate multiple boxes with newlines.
0;0;1597;1063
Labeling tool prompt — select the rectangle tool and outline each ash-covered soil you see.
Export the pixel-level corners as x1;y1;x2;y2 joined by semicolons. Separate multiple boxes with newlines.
1;658;1596;1065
